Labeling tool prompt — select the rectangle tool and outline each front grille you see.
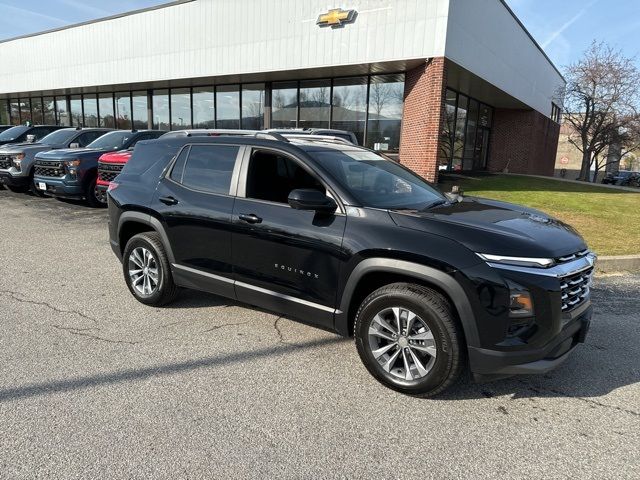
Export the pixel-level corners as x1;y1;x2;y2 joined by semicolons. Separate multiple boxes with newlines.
556;249;590;264
34;160;65;178
559;266;593;312
97;162;124;182
0;155;12;169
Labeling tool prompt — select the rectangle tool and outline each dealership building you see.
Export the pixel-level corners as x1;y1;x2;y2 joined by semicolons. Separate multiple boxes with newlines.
0;0;564;181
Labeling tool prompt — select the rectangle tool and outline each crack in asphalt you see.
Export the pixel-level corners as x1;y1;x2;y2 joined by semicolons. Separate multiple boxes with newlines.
202;321;249;333
50;325;140;346
273;316;291;345
0;289;99;326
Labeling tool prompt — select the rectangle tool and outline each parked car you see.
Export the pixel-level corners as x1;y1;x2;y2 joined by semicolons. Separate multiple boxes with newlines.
107;133;595;397
33;130;165;207
96;150;134;202
0;125;64;146
0;128;112;194
602;170;640;187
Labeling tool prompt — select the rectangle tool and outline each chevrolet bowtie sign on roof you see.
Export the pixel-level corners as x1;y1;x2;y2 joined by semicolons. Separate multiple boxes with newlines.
316;8;357;28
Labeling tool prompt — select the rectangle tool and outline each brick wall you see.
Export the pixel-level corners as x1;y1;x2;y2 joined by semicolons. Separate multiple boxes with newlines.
399;58;447;182
488;108;560;176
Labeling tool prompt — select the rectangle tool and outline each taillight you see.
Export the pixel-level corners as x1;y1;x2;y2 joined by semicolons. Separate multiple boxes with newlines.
107;181;119;192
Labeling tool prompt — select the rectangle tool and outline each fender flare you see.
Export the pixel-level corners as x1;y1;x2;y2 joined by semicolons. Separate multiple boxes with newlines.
336;258;480;347
117;211;176;264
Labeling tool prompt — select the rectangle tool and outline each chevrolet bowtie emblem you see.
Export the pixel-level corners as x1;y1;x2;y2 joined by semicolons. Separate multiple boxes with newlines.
317;8;357;28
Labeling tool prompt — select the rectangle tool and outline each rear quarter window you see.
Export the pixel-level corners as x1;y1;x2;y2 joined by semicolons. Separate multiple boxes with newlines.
122;142;181;176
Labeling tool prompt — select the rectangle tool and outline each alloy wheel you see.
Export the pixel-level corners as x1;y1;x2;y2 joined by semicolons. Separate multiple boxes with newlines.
128;247;159;296
367;306;437;382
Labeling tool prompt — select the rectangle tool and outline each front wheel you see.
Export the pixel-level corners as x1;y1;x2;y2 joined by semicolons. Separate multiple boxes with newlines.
122;232;179;306
354;283;465;397
85;175;107;208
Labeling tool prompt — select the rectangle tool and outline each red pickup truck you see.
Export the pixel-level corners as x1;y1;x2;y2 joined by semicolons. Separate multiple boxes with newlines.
96;150;132;203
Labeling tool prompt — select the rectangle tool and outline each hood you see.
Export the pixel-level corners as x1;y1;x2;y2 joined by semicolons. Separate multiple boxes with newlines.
389;197;587;259
36;147;109;160
0;142;42;152
99;150;132;164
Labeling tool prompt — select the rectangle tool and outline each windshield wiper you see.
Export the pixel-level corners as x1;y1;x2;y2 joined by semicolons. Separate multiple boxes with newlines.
424;200;449;209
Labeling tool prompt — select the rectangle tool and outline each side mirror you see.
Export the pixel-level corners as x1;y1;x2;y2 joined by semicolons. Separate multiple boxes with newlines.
26;134;36;143
288;188;337;214
69;143;80;149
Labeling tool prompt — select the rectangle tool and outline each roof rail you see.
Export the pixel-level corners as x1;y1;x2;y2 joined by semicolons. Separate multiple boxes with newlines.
281;134;353;145
254;131;289;142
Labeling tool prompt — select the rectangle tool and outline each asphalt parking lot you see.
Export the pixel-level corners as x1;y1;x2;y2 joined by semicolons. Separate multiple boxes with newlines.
0;189;638;479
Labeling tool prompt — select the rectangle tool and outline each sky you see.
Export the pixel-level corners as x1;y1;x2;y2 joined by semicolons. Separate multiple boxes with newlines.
0;0;639;72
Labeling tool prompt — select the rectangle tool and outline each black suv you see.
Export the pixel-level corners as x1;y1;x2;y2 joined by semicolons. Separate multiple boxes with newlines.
108;134;595;396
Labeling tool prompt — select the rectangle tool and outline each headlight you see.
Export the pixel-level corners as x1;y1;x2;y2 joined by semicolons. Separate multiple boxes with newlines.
507;280;534;318
477;253;555;268
12;153;24;169
65;159;81;167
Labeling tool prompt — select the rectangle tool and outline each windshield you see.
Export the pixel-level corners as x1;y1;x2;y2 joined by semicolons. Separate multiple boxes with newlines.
0;126;29;142
87;131;134;150
40;129;77;146
309;148;446;209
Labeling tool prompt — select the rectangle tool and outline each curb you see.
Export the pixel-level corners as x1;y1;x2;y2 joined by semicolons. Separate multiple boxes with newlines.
595;255;640;274
499;173;640;193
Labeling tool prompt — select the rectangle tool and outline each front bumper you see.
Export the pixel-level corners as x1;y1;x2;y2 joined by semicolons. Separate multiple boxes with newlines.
0;170;30;187
33;176;84;199
469;302;592;381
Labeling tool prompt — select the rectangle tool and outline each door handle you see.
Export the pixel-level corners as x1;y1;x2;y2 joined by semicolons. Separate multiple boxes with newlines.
159;196;179;206
239;213;262;224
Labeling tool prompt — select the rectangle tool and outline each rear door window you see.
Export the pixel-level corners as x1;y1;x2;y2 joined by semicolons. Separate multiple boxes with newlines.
178;144;239;195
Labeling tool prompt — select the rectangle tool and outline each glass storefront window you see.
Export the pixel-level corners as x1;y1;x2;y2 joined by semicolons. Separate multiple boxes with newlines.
367;74;404;152
152;90;170;130
30;97;44;124
99;94;115;128
9;99;20;125
192;86;214;128
132;91;149;130
271;81;298;129
83;95;98;127
55;97;70;126
439;89;457;170
70;96;82;127
478;104;492;128
0;101;9;125
43;97;56;124
332;77;367;145
299;79;330;128
216;85;240;129
242;83;265;130
19;99;32;125
452;94;468;171
115;93;132;129
463;99;479;170
170;88;191;130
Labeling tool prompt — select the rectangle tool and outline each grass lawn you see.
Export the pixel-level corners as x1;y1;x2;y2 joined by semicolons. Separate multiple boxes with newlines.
438;174;640;256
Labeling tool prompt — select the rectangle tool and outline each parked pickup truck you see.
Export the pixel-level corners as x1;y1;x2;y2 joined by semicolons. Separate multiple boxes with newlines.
0;128;111;194
107;131;595;397
33;130;165;207
96;149;134;203
0;125;64;147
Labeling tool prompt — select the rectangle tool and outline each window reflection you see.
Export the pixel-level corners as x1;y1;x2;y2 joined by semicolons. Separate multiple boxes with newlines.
299;79;330;128
43;97;56;124
99;94;115;128
170;88;191;130
55;97;69;126
367;74;404;152
70;96;82;127
132;91;149;130
332;77;367;145
242;83;265;129
152;90;170;130
83;95;98;127
272;81;297;129
115;93;131;129
216;85;240;129
193;87;214;128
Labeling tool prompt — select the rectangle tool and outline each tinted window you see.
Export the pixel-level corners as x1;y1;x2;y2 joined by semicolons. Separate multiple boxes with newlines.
31;127;58;141
308;149;445;210
169;147;189;183
76;131;105;147
246;149;324;204
0;126;29;141
87;131;135;150
40;129;77;145
181;145;239;194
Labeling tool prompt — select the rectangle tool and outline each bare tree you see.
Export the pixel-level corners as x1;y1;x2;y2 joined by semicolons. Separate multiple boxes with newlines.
562;41;640;181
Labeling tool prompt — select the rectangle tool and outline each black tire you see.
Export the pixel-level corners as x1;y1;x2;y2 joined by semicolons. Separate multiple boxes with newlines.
122;232;179;306
85;175;106;208
30;177;46;197
354;283;465;397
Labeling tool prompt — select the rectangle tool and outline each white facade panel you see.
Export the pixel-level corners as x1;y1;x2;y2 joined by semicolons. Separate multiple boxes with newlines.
445;0;565;117
0;0;449;95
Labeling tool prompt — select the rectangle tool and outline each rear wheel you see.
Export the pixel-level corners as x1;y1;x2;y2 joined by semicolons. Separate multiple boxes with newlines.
354;283;465;397
122;232;179;306
85;175;106;208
